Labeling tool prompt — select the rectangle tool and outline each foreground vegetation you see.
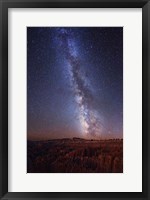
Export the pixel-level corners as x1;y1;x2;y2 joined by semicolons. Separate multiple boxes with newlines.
27;138;123;173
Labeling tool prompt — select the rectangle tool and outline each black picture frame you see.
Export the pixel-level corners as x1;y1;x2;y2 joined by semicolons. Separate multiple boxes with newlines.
0;0;150;199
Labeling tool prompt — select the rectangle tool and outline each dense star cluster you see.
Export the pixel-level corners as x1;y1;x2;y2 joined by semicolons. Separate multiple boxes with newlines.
27;27;123;140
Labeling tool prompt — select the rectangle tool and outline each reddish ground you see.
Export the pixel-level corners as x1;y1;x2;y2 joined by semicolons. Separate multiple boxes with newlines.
27;138;123;173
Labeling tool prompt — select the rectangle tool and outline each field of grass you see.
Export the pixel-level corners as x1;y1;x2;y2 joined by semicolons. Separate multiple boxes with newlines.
27;138;123;173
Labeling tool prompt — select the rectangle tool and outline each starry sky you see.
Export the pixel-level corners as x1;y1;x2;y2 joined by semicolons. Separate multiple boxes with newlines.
27;27;123;140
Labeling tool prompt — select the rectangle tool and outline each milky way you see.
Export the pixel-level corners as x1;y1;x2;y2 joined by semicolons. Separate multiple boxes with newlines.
27;27;123;140
55;28;103;138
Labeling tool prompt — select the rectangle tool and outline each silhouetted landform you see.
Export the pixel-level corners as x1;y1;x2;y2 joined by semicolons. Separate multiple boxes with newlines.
27;138;123;173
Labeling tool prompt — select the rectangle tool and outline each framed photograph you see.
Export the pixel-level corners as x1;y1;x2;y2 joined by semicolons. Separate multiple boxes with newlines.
0;0;150;199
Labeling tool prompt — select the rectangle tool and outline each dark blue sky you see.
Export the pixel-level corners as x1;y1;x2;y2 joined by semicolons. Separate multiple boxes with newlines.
27;27;123;140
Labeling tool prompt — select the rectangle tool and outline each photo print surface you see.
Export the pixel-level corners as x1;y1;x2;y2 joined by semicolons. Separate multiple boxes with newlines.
27;27;123;173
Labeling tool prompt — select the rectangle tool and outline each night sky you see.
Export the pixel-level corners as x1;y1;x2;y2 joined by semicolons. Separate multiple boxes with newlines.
27;27;123;140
